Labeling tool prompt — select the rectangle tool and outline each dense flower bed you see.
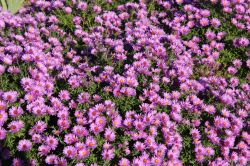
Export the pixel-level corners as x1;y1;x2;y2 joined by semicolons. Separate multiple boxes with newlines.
0;0;249;165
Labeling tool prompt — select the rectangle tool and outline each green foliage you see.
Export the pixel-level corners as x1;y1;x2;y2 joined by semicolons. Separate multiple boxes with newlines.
177;124;197;166
0;0;24;14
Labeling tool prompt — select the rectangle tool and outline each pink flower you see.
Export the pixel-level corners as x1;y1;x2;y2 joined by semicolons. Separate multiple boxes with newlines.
59;90;70;101
78;148;90;159
45;154;59;165
102;149;114;161
38;145;51;156
199;18;209;27
33;121;47;133
3;91;18;103
0;111;8;126
104;127;116;142
63;146;77;159
8;120;24;133
32;134;42;143
0;101;7;111
17;139;32;152
46;136;58;150
119;158;130;166
9;106;23;118
0;127;6;140
77;92;90;104
64;134;78;145
77;2;87;11
85;136;97;149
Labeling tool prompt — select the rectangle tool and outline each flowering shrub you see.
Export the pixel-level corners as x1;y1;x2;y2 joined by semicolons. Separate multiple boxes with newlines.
0;0;249;165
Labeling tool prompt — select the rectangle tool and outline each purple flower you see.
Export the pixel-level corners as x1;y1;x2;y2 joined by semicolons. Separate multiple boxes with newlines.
199;18;209;27
0;127;6;140
63;146;77;159
77;92;90;104
38;145;51;156
119;158;130;166
3;91;18;103
85;136;97;149
104;127;116;142
8;120;24;133
9;106;23;118
46;136;58;150
102;149;115;161
17;139;32;152
45;154;59;165
59;90;70;101
0;111;8;126
77;148;90;159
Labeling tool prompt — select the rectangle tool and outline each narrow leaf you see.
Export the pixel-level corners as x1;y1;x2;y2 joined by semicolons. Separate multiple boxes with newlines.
6;0;24;14
0;0;8;10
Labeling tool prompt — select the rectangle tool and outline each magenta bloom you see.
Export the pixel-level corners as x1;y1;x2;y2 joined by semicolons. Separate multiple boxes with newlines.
17;139;32;152
0;0;249;165
46;136;58;150
0;111;8;126
199;18;209;27
32;134;43;144
45;154;59;165
102;149;115;161
59;90;70;101
64;133;78;145
77;147;90;159
0;127;6;140
0;101;7;111
77;92;90;104
63;146;77;159
119;158;130;166
104;127;116;142
85;136;97;149
12;158;23;166
33;121;47;133
8;120;24;133
38;145;51;156
3;91;18;103
9;106;24;118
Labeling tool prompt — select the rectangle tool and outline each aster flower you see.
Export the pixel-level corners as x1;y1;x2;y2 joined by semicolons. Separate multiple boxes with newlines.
63;146;77;159
12;158;23;166
46;136;58;150
85;136;97;149
0;111;8;126
38;145;51;156
102;149;115;161
64;133;78;145
3;91;18;103
32;134;43;144
59;90;70;101
0;127;6;140
77;92;90;104
9;106;24;118
0;101;7;111
33;121;47;133
17;139;32;152
104;127;116;142
45;154;59;165
8;120;24;133
119;158;130;166
199;18;209;27
151;156;162;166
78;147;90;159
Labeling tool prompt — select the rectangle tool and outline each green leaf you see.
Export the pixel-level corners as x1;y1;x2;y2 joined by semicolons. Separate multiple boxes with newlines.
0;0;8;10
6;0;24;14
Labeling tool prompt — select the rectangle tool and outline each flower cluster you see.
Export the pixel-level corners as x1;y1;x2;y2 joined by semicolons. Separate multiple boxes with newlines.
0;0;249;165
